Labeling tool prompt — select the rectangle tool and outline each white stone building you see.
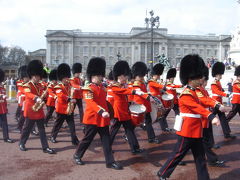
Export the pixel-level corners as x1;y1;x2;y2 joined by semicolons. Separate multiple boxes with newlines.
45;27;231;70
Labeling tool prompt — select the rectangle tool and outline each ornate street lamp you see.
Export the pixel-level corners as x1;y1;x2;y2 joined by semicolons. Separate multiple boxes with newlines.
145;10;160;72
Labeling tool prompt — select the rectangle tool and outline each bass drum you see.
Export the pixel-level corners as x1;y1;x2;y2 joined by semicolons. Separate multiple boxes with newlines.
129;104;146;126
162;93;174;110
150;98;165;123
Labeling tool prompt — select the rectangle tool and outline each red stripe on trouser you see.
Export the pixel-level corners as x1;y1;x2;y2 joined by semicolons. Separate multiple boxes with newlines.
161;136;185;176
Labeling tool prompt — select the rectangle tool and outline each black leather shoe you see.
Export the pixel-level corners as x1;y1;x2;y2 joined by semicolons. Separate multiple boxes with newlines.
49;137;57;143
31;130;39;136
131;148;144;155
148;138;161;144
4;138;14;143
73;155;85;165
72;139;79;146
213;144;221;149
178;161;186;166
19;144;27;151
140;124;146;131
157;171;167;180
224;134;236;139
106;162;123;170
43;148;56;154
208;160;225;167
122;134;128;142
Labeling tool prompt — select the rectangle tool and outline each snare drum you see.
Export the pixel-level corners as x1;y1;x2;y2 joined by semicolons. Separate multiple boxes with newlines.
162;93;174;109
129;104;146;126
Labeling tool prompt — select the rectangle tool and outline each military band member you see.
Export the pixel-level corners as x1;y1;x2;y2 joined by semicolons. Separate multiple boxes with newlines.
132;62;160;144
162;68;182;132
19;60;55;154
0;68;14;143
44;69;58;127
49;63;79;145
196;66;225;167
106;71;115;107
157;54;219;180
211;62;236;139
15;67;24;122
70;63;84;123
226;65;240;121
74;57;123;170
110;61;143;154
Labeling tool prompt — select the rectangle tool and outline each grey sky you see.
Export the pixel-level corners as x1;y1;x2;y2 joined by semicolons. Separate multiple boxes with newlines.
0;0;239;52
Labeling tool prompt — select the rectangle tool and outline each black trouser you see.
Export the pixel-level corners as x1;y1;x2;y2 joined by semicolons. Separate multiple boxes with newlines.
145;112;156;139
159;104;179;130
73;99;84;123
203;125;218;163
45;106;55;124
15;105;21;121
75;125;115;165
212;109;231;136
159;135;210;180
17;111;25;131
51;113;78;142
110;119;139;151
226;104;240;122
0;114;10;140
19;118;49;149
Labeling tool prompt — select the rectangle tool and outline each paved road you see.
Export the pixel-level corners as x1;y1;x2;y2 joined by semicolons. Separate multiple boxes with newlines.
0;103;239;180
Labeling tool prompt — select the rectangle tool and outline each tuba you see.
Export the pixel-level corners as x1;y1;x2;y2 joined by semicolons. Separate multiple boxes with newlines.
66;87;75;115
32;89;48;112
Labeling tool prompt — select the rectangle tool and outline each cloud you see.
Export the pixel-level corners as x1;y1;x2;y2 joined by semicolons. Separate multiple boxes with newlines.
0;0;239;51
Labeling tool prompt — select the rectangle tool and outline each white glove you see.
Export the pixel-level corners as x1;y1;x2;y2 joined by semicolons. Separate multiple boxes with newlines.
102;111;110;118
219;105;227;113
36;98;42;103
166;87;174;90
212;117;220;126
135;90;144;96
2;95;7;99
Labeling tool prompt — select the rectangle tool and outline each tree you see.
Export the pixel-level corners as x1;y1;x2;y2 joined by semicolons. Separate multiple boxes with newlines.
7;46;26;65
0;44;9;64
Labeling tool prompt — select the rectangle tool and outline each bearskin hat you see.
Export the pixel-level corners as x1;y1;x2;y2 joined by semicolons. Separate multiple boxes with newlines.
234;65;240;76
0;68;5;83
212;62;225;77
180;54;205;85
113;60;130;80
131;61;147;78
203;66;209;80
166;68;177;79
49;69;58;81
72;63;82;74
19;65;28;79
108;70;114;81
86;57;106;80
42;69;48;79
57;63;71;81
151;63;164;76
27;60;44;78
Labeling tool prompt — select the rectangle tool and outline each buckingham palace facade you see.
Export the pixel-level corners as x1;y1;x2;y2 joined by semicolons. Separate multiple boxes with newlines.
45;27;231;70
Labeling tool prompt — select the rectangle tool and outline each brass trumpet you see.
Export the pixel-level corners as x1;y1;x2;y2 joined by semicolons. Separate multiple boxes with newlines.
66;87;75;115
32;90;48;112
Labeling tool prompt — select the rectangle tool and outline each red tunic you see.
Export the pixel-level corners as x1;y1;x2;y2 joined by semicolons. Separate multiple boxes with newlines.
0;85;7;114
23;81;45;120
16;80;23;106
132;80;151;113
231;79;240;104
82;83;110;127
69;77;83;99
148;79;164;99
211;79;227;104
111;83;134;121
166;82;182;105
127;82;134;102
54;82;71;115
196;86;219;128
106;84;114;107
176;87;212;138
46;82;57;107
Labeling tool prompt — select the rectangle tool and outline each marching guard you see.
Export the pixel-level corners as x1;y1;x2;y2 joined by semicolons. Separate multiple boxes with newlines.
0;68;14;143
19;60;55;154
70;63;84;123
49;63;79;145
211;62;236;139
226;65;240;121
74;57;123;170
110;60;143;154
157;55;219;180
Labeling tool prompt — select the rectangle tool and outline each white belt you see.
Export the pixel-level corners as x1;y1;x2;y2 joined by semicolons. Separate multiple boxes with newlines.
233;93;240;95
212;94;220;97
180;113;201;118
107;95;113;98
49;95;53;98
